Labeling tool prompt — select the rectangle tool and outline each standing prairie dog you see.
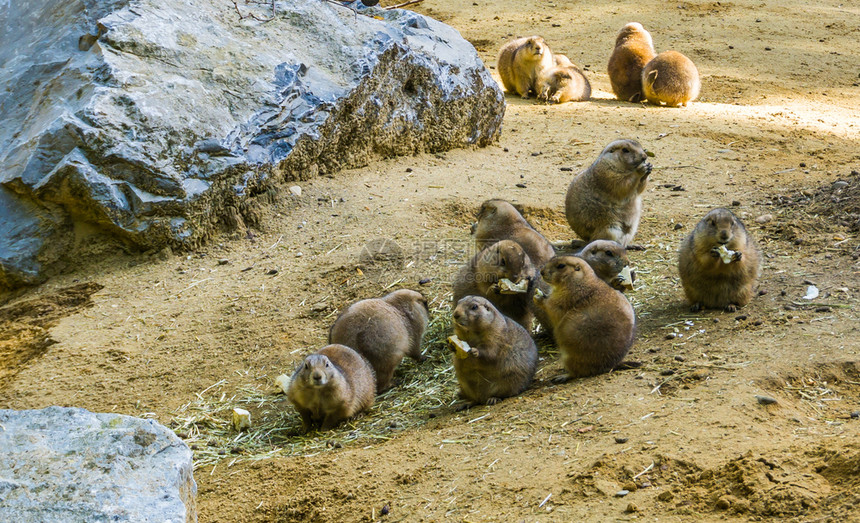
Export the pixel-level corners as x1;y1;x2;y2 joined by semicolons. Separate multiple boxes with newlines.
608;22;656;103
564;139;652;247
497;36;554;98
533;256;635;379
329;289;429;393
287;344;375;433
536;53;591;103
642;51;701;106
472;199;556;268
678;208;761;311
453;240;537;329
450;295;538;405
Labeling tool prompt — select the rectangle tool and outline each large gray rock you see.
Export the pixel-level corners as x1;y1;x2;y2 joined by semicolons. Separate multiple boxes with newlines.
0;407;196;522
0;0;505;289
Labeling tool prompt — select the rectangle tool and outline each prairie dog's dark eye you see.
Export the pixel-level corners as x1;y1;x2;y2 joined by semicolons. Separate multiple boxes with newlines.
605;250;614;257
574;265;581;271
556;263;565;269
500;258;506;267
304;362;310;370
622;147;630;153
470;303;478;311
325;361;330;367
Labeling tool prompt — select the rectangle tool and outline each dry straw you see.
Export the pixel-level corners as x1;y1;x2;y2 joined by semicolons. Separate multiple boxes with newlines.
171;303;460;470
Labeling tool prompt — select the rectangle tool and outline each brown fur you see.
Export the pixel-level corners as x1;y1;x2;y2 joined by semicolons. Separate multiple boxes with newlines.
565;139;652;247
453;240;537;329
533;256;635;378
536;54;591;103
451;296;538;405
678;208;761;311
497;36;554;98
472;199;556;268
576;240;632;291
287;344;375;433
642;51;701;106
608;22;656;103
329;289;430;393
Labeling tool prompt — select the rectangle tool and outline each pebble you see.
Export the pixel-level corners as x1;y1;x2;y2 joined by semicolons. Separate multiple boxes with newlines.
660;369;676;376
614;436;629;444
674;355;685;362
732;200;741;206
419;278;432;285
217;258;229;265
735;314;747;321
625;503;639;513
850;411;859;419
815;306;831;313
615;490;629;497
622;482;638;492
289;185;302;197
755;214;773;224
657;491;674;502
673;223;683;230
405;167;413;172
665;333;677;340
755;395;777;405
515;183;527;188
266;269;279;275
832;181;849;189
560;167;573;172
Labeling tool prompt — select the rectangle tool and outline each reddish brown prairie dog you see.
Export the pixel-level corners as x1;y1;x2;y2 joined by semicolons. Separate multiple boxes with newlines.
608;22;656;103
329;289;429;393
287;344;376;433
678;208;761;311
564;139;652;247
533;256;635;379
642;51;701;106
497;36;554;98
450;295;538;405
576;239;633;291
472;199;556;268
453;240;537;329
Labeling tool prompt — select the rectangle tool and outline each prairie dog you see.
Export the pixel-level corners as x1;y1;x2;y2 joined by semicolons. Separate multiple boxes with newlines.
451;295;538;405
287;344;375;433
497;36;554;98
642;50;701;106
472;199;556;268
533;256;635;379
678;208;762;311
608;22;656;103
564;139;652;247
536;53;591;103
576;239;633;291
329;289;429;392
453;240;536;329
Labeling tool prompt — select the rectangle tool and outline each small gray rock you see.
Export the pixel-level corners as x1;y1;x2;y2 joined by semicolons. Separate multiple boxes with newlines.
755;395;777;405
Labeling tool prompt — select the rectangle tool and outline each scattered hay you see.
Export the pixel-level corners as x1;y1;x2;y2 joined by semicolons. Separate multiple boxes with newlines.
170;303;459;470
770;171;860;233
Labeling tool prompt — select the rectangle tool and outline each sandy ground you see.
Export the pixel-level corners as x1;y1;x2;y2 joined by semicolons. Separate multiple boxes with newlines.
2;0;860;521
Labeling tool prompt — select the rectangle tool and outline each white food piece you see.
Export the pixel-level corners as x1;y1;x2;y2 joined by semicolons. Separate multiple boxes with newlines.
289;185;302;196
448;335;473;359
498;278;529;294
803;285;819;300
534;287;546;298
716;244;737;264
232;408;251;431
274;373;291;394
617;266;634;289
